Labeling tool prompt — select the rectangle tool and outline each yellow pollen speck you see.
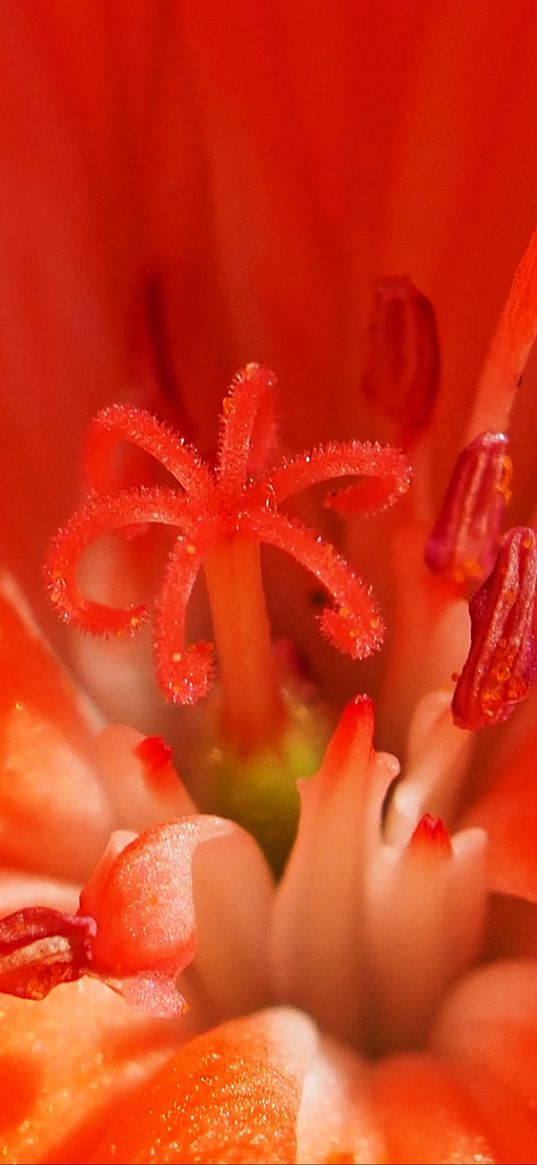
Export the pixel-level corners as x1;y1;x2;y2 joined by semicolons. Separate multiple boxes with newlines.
222;395;233;414
130;615;141;629
369;615;381;629
186;544;197;555
523;535;533;549
14;701;23;711
172;651;182;662
339;605;350;618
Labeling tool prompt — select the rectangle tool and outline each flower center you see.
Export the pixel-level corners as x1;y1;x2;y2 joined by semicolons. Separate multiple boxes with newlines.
45;364;410;870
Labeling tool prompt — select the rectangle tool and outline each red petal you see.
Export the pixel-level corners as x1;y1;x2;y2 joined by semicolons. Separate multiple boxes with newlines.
462;713;537;899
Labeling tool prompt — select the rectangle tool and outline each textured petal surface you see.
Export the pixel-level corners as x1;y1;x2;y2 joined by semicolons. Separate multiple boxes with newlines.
80;817;231;973
90;1008;318;1164
0;978;181;1165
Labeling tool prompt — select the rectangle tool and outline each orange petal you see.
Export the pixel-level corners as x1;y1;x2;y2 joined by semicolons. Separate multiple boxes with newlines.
0;579;113;881
369;1052;496;1164
462;714;537;899
90;1008;317;1164
431;959;537;1164
0;977;181;1165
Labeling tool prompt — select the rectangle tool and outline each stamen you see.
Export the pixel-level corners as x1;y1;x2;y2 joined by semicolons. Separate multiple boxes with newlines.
452;526;537;730
135;735;173;770
467;220;537;435
362;276;440;439
409;813;452;857
424;432;512;583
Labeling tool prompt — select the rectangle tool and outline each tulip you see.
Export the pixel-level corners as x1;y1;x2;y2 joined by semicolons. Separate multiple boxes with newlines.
2;4;537;1164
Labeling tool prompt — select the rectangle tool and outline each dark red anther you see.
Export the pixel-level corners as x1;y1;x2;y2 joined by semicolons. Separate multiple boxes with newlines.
425;432;512;583
452;527;537;730
362;276;440;438
0;906;96;1000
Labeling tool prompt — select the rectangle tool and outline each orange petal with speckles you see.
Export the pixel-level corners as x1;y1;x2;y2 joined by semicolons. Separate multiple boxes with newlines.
89;1008;317;1164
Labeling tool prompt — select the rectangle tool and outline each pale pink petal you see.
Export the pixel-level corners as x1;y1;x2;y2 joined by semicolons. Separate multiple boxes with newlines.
365;824;487;1050
96;723;196;830
296;1037;384;1164
0;868;79;916
271;696;398;1043
385;688;473;847
189;826;275;1023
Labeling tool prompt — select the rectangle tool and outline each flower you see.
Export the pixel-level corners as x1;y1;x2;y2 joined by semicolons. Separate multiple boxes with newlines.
3;4;537;1164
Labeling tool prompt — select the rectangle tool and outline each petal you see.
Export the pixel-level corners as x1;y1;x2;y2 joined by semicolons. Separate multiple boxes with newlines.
462;712;537;899
0;977;181;1165
296;1038;384;1164
431;959;537;1164
369;1052;496;1164
89;1008;318;1164
271;696;398;1043
80;817;232;975
95;723;196;830
188;825;275;1023
431;958;537;1113
0;578;113;881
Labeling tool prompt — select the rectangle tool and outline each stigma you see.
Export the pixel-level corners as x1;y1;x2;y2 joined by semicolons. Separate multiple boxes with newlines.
45;364;411;755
